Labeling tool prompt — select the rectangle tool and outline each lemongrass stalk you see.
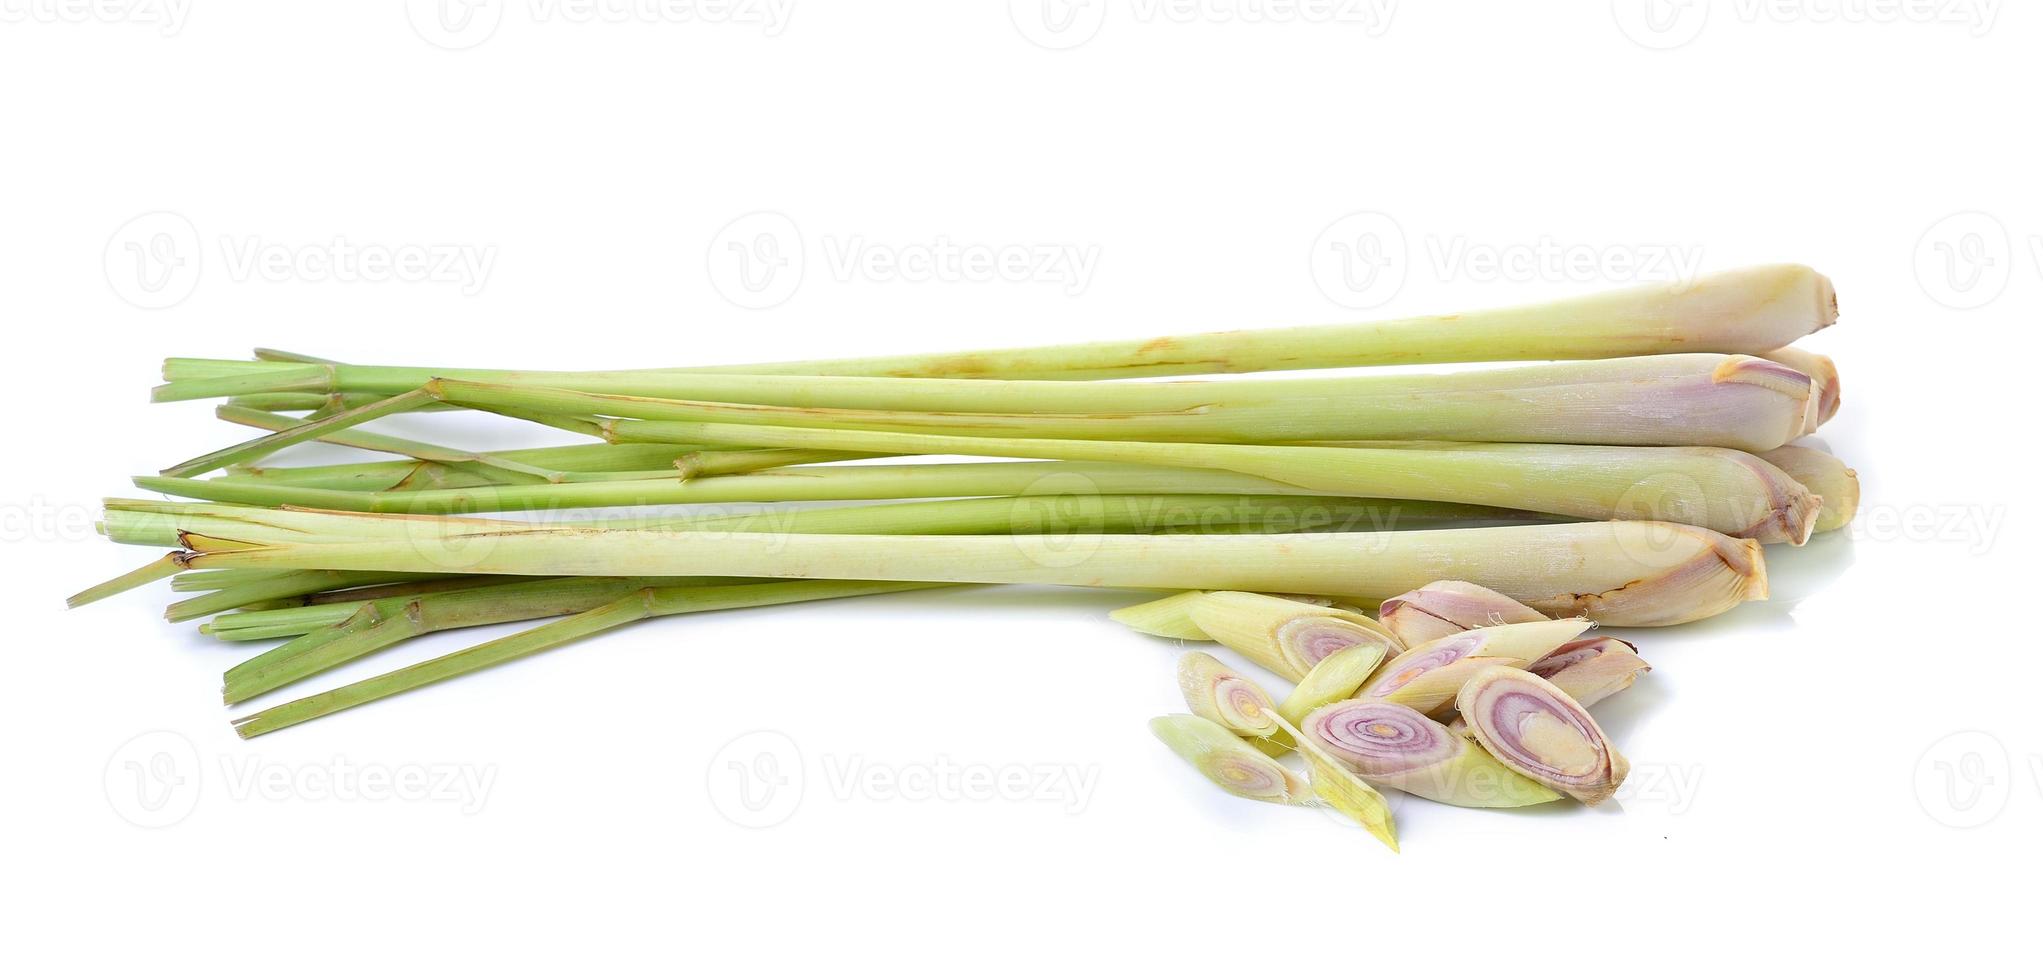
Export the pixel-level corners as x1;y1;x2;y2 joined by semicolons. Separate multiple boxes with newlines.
1762;347;1840;428
1302;700;1561;808
558;416;1824;541
65;552;186;608
231;580;945;737
222;460;498;493
673;449;880;477
1169;591;1400;681
161;388;437;478
223;576;679;703
1150;715;1310;805
1756;445;1859;533
174;519;1768;626
215;406;561;484
1359;619;1593;717
1177;652;1283;744
229;441;704;488
420;352;1817;451
1377;580;1550;648
165;569;426;623
1456;665;1630;805
1528;637;1651;709
132;461;1543;524
201;575;731;642
1276;643;1390;727
165;266;1836;394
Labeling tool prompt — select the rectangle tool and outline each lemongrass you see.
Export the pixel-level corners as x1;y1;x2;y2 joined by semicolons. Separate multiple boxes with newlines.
65;552;186;608
1150;715;1310;805
1762;347;1840;428
1377;580;1548;648
479;414;1823;540
1276;643;1390;727
1457;665;1629;805
1304;700;1562;808
160;266;1835;394
1255;705;1400;850
421;352;1818;451
1528;637;1651;709
1163;591;1401;681
1358;619;1591;717
168;519;1769;627
1756;445;1859;533
230;581;946;737
1177;651;1284;742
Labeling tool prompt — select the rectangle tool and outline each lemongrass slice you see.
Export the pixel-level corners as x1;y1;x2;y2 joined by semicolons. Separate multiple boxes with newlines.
1254;708;1400;850
1378;580;1548;647
1277;642;1391;727
1178;652;1281;742
1149;715;1309;805
1757;445;1859;533
1762;347;1840;429
1528;637;1652;709
1111;591;1364;641
1360;619;1592;717
1303;700;1560;808
1457;666;1630;806
1182;591;1402;682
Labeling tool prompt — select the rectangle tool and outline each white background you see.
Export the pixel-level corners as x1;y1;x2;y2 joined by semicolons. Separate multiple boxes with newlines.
3;2;2036;975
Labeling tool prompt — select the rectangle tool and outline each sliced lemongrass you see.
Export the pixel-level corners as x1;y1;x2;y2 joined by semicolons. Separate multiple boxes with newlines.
231;581;947;737
1762;347;1840;428
1457;665;1630;806
1303;699;1561;808
169;519;1769;627
1360;619;1593;717
1149;715;1310;805
1178;591;1401;681
1108;591;1212;640
1258;708;1399;851
1177;652;1282;741
1756;445;1859;533
1378;580;1548;647
1276;642;1390;727
1528;637;1651;709
426;352;1819;452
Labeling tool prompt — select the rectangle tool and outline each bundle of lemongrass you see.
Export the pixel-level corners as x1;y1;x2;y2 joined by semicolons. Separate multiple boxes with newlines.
72;265;1857;846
